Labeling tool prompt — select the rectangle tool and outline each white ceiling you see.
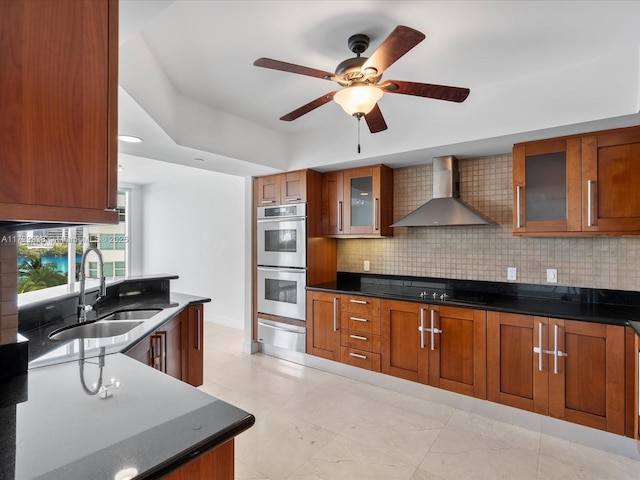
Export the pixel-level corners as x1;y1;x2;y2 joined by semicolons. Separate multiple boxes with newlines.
117;0;640;182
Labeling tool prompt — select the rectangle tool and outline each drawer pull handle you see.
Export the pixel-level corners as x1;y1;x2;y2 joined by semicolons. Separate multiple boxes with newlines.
350;334;367;341
350;353;367;360
350;299;368;304
350;316;368;322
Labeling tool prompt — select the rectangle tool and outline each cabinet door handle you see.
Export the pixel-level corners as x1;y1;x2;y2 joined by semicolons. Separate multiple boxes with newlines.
419;308;425;349
373;198;379;230
536;322;543;371
337;201;343;232
333;297;339;331
261;200;275;204
196;308;202;351
350;316;368;322
350;299;368;304
587;180;594;227
516;185;522;228
285;196;301;202
350;334;367;341
157;331;167;373
552;324;567;375
350;352;367;359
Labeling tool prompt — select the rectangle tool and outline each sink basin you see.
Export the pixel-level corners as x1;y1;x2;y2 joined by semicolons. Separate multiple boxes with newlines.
99;309;162;321
49;319;144;341
48;309;162;341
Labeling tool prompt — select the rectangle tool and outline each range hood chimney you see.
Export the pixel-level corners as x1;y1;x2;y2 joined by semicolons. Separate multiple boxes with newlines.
391;156;495;227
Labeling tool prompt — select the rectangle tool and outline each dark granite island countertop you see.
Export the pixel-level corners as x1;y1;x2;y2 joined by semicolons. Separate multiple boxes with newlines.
1;275;255;480
2;354;254;480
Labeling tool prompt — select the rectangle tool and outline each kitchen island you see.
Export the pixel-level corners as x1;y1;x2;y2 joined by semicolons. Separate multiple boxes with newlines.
1;275;254;480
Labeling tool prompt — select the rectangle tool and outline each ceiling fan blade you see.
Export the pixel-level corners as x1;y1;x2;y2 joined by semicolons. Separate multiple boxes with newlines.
364;104;387;133
381;80;470;102
362;26;425;74
280;92;337;121
254;58;334;80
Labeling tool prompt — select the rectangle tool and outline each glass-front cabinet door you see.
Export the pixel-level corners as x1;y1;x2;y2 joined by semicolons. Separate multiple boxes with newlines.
512;138;581;234
341;165;394;237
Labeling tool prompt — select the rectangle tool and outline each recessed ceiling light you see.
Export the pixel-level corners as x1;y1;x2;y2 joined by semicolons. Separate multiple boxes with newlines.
194;158;204;162
118;135;143;143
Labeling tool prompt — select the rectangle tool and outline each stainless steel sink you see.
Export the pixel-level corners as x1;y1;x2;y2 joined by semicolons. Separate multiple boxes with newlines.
48;309;162;341
49;319;144;341
99;309;162;321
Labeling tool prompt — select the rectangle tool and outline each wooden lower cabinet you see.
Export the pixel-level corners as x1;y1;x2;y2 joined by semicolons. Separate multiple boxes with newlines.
381;300;428;383
306;291;341;361
125;304;205;387
381;301;487;399
487;312;626;435
431;306;486;399
163;439;234;480
185;304;204;387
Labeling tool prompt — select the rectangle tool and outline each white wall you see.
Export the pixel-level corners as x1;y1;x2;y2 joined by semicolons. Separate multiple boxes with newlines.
134;160;246;329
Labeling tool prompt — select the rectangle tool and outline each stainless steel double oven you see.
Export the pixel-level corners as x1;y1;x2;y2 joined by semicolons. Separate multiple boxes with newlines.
256;203;307;352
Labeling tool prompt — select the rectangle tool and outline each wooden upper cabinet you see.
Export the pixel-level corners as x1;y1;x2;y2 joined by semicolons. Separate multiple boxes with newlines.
581;127;640;233
513;125;640;236
255;171;309;206
487;312;626;435
256;174;282;206
321;171;344;236
0;0;118;225
512;137;582;235
321;164;393;237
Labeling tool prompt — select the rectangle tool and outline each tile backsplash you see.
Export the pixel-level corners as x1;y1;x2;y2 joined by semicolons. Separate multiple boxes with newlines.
338;154;640;292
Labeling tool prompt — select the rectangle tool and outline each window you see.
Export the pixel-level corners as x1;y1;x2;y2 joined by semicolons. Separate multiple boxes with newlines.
17;189;131;294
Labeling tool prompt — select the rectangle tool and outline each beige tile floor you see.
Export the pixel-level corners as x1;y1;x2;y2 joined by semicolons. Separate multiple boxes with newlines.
198;323;640;480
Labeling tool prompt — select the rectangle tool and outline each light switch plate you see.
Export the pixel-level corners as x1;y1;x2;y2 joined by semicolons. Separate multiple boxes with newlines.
507;267;517;281
364;260;370;272
547;268;558;283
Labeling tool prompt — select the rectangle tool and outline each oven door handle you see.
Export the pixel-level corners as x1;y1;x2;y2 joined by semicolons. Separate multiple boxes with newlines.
257;216;307;223
257;266;306;273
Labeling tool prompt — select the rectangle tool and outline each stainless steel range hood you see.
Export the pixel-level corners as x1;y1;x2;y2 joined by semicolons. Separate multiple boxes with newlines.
391;156;495;227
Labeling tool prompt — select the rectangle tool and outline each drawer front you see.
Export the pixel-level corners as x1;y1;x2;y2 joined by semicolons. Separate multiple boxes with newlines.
340;330;381;353
340;347;381;372
341;312;381;335
341;295;380;316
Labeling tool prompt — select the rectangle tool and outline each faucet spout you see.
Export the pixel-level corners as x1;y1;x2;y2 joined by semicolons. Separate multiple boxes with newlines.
78;247;107;323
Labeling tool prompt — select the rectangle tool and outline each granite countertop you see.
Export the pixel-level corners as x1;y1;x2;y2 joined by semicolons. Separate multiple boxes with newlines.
1;275;255;480
2;354;254;480
308;273;640;336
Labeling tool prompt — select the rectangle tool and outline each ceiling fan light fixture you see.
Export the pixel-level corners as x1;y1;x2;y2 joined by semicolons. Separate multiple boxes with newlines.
334;85;383;116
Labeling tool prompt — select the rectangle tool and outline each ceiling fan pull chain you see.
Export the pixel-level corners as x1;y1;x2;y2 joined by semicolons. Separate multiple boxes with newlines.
357;115;361;154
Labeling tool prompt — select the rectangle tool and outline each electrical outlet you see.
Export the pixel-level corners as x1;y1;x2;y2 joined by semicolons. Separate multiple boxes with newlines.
507;267;517;281
547;268;558;283
364;260;370;272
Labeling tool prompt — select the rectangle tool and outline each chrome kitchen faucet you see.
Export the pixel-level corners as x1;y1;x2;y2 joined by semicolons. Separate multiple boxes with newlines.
78;247;107;323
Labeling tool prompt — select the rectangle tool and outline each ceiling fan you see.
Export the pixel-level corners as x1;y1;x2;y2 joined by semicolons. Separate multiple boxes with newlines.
254;25;470;134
